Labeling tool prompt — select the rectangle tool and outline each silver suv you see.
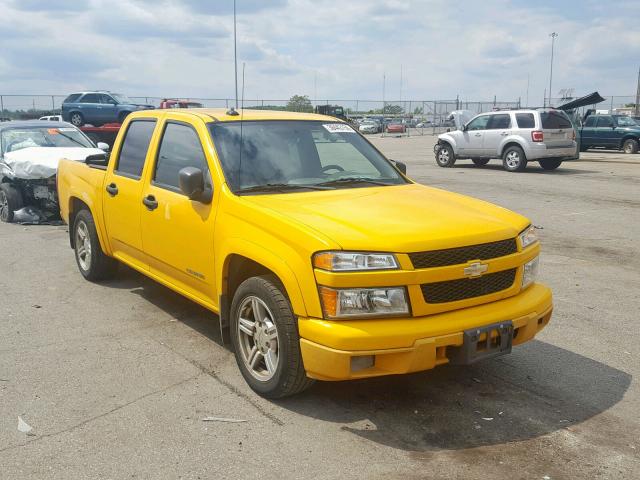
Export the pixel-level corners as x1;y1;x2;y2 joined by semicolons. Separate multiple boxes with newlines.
434;109;578;171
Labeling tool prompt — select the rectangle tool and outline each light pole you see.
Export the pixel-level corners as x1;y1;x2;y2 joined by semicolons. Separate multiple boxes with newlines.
234;0;238;109
548;32;558;107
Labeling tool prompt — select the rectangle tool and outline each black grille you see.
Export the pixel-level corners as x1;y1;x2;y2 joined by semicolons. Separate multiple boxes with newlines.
409;238;517;269
421;269;516;304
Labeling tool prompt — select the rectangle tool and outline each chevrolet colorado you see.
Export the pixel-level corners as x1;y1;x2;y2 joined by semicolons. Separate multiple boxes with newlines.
57;108;553;398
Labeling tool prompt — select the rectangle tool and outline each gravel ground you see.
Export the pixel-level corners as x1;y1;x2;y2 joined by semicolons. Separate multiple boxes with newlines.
0;135;638;479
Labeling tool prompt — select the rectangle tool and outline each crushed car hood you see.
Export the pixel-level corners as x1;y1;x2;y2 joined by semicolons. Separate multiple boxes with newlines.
245;183;530;252
2;147;104;179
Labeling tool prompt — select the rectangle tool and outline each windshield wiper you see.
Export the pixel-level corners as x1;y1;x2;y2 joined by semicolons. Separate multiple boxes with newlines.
236;183;330;194
315;177;392;187
55;131;89;148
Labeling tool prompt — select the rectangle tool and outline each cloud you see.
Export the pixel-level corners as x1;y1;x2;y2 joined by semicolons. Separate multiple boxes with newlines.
9;0;90;12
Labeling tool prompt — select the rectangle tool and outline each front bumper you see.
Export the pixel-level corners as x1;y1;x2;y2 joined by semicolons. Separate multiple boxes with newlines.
299;283;552;381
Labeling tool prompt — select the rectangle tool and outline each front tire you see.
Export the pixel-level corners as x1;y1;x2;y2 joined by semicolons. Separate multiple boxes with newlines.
435;143;456;167
539;158;563;170
623;139;639;154
472;158;490;167
502;146;527;172
231;275;313;398
0;183;23;223
73;209;118;281
69;112;84;127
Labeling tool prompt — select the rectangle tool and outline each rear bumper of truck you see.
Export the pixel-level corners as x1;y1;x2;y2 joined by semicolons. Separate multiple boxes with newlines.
298;283;552;381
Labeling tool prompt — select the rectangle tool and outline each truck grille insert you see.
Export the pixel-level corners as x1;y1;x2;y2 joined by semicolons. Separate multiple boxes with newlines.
421;269;516;304
409;238;517;269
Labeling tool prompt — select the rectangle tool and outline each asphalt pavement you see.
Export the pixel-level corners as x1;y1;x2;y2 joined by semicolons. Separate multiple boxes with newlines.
0;135;638;479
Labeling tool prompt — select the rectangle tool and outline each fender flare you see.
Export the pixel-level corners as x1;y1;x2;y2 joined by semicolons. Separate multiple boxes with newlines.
217;237;308;317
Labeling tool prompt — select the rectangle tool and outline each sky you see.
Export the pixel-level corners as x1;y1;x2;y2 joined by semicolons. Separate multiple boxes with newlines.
1;0;639;104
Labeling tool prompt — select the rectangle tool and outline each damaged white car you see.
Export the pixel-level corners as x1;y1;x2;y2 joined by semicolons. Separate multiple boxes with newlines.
0;121;107;223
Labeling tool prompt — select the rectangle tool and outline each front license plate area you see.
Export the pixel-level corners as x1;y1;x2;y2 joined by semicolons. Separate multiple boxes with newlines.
449;321;513;365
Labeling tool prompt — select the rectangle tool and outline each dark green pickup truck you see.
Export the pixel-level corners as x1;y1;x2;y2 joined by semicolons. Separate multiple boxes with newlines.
580;115;640;154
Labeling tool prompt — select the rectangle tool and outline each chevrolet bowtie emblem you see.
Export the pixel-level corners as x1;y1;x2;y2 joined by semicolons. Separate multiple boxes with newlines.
464;262;488;277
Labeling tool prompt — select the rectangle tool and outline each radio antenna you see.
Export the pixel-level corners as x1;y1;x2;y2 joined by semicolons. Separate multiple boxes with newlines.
238;62;246;188
233;0;238;109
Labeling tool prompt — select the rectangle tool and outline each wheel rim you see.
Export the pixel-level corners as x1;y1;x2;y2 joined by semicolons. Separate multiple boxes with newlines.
505;151;520;168
71;114;81;125
237;296;279;382
438;148;450;163
75;220;92;271
624;142;632;153
0;191;8;221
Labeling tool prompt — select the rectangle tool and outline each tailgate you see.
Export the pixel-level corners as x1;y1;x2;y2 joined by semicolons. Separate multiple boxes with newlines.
541;111;574;148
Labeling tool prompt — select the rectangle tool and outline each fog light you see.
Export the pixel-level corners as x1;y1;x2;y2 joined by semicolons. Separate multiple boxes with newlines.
351;355;375;372
522;256;539;290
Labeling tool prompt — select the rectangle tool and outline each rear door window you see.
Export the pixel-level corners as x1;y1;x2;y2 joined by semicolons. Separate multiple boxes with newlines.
116;120;156;179
596;116;614;128
540;111;572;129
154;122;207;190
583;116;596;127
515;113;535;128
486;114;511;129
80;93;100;104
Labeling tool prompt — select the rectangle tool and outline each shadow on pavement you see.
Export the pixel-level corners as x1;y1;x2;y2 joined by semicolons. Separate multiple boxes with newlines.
100;266;631;453
452;163;599;175
276;341;631;452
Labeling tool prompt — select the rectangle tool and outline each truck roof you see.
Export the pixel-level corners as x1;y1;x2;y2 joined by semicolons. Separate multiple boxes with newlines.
128;108;337;123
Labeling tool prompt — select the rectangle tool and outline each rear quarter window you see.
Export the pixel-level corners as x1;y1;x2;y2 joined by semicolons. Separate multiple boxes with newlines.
540;111;572;129
63;94;82;103
515;113;535;129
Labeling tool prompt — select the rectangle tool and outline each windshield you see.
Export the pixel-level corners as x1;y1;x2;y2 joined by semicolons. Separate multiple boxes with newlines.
209;120;406;193
616;116;637;127
111;94;132;104
1;127;94;154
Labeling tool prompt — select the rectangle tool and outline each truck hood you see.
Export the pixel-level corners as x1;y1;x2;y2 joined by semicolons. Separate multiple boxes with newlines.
2;146;104;179
244;183;529;252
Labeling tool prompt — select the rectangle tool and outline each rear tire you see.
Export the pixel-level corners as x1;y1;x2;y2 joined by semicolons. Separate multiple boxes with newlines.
0;183;23;223
539;158;563;170
502;146;527;172
472;158;490;167
435;143;456;167
69;112;84;127
72;209;118;281
623;139;638;154
231;275;314;398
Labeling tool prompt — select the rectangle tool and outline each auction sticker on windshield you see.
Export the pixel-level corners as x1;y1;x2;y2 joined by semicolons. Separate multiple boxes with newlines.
323;123;355;133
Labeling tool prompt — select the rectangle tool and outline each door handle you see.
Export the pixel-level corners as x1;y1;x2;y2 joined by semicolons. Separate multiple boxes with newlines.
106;183;118;196
500;132;509;136
474;133;482;137
142;195;159;211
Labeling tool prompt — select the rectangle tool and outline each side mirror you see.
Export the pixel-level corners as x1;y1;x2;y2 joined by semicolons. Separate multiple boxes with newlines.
85;153;109;167
389;159;407;175
97;142;109;151
179;167;212;203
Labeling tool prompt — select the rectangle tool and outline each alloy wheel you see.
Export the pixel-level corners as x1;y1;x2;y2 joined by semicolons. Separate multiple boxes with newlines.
75;220;92;271
0;191;8;222
237;296;280;381
505;151;520;168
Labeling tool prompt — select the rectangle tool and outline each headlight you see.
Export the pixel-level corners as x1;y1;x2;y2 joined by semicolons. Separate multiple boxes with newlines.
318;286;409;319
313;251;398;271
519;225;538;249
522;256;539;290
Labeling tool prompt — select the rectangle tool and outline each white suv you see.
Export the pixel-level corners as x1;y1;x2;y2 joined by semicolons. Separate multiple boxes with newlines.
434;109;578;172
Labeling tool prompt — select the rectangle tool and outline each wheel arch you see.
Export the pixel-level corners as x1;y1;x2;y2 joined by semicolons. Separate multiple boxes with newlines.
619;135;639;148
499;140;526;158
67;196;109;256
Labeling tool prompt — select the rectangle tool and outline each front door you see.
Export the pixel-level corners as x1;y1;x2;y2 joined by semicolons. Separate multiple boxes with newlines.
459;114;490;156
99;94;119;124
595;115;616;147
102;119;158;271
482;114;512;155
140;120;217;305
580;115;597;146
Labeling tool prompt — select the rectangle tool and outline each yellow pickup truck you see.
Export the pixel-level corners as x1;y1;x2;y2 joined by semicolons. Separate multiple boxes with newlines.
57;108;552;398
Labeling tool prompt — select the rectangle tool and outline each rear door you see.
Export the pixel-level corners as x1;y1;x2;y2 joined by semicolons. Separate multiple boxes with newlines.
102;119;158;271
540;110;574;148
99;94;119;124
459;114;490;155
482;114;512;156
139;119;217;305
581;115;597;146
594;115;616;147
78;93;102;125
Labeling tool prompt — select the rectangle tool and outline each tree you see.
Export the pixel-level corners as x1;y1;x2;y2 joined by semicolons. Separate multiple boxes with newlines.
413;106;424;115
286;95;313;113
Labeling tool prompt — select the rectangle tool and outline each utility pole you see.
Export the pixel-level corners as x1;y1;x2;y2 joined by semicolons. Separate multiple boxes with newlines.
548;32;558;108
314;72;317;105
635;66;640;117
399;64;403;105
233;0;238;109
